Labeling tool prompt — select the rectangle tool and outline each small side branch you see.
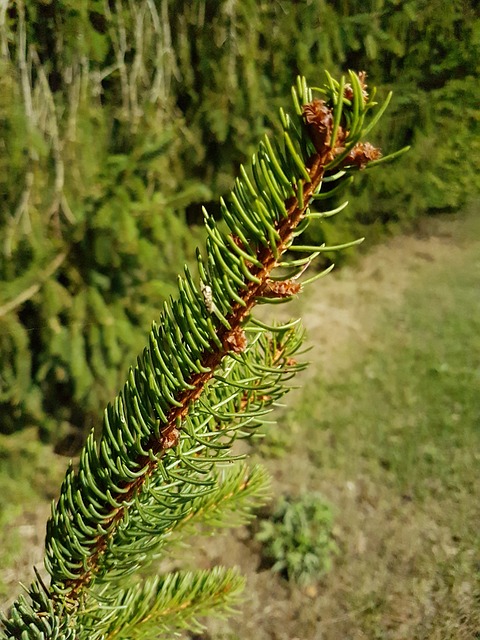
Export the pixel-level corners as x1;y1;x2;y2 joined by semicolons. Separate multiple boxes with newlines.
0;252;67;318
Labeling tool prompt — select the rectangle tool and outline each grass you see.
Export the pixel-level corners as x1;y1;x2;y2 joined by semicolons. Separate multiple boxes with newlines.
274;211;480;638
305;250;480;499
206;209;480;639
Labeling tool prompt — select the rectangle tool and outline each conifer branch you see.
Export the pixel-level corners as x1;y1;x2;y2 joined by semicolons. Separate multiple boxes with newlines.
82;567;245;640
1;71;402;640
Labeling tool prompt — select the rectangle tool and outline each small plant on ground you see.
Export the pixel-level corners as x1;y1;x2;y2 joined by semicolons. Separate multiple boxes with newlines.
256;493;338;586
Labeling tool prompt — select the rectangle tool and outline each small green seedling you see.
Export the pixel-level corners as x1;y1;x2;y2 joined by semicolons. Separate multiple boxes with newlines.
256;492;338;586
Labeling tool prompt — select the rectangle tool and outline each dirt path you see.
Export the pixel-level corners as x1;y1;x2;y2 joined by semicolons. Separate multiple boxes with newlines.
272;211;473;377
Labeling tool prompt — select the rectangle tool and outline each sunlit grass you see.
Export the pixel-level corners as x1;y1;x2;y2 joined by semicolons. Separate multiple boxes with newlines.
208;211;480;640
303;218;480;495
286;210;480;638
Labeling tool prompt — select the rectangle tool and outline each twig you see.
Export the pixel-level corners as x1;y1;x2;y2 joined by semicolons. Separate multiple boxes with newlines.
148;0;178;104
128;0;147;126
0;0;10;57
17;1;34;129
0;252;67;318
31;50;75;224
110;0;131;118
3;3;36;257
224;0;238;91
3;170;34;258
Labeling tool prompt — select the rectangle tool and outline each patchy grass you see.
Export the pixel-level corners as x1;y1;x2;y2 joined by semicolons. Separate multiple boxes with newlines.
304;236;480;502
290;216;480;638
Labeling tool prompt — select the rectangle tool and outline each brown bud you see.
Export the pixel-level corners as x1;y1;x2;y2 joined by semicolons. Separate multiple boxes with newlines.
344;71;369;102
262;279;302;299
302;99;334;156
161;427;180;450
231;235;244;248
343;142;382;170
333;125;347;157
224;326;247;353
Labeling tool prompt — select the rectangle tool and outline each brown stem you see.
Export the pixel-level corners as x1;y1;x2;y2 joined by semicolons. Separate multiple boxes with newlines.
61;152;326;597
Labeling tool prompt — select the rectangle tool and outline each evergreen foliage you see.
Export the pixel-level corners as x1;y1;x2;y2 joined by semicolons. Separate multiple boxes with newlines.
0;0;207;441
1;71;399;639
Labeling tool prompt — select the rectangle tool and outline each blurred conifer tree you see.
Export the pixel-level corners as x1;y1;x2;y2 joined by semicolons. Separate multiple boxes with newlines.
0;0;478;443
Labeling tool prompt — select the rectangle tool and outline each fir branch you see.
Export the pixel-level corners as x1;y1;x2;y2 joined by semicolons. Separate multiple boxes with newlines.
46;325;304;588
1;574;78;640
43;71;388;598
80;567;245;640
1;70;400;640
150;463;272;543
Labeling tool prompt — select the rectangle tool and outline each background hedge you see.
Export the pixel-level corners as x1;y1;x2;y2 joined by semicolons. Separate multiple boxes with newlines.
1;0;478;445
